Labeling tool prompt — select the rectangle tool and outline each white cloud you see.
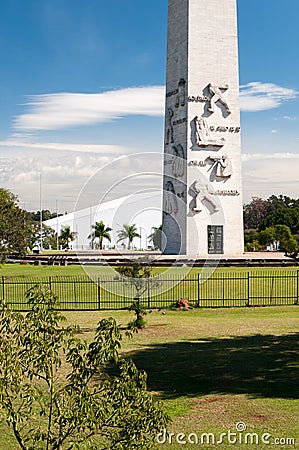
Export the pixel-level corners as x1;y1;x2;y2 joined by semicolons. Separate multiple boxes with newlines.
11;82;298;132
0;148;164;211
242;152;299;162
242;153;299;202
0;151;116;210
14;86;165;131
283;115;297;121
0;140;128;154
240;82;297;112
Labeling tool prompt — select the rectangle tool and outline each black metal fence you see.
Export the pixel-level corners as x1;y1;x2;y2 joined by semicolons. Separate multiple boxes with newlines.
1;271;299;311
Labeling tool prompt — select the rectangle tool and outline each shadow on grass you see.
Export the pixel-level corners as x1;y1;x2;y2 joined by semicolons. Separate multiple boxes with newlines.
128;333;299;399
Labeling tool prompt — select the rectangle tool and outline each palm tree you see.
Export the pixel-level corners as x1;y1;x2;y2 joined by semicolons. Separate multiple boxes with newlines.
117;224;141;250
59;225;77;250
88;220;112;250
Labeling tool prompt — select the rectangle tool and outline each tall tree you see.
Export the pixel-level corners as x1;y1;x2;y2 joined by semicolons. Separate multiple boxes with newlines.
88;220;112;250
59;225;77;250
243;197;270;230
27;223;57;250
258;227;277;247
117;224;141;250
260;195;299;234
0;188;31;257
148;225;163;250
28;210;61;222
274;224;298;257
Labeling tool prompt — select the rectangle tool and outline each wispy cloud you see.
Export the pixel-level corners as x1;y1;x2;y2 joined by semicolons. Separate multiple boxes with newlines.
0;150;164;211
240;82;297;112
242;152;299;162
242;153;299;202
14;86;165;131
12;82;297;133
283;115;297;120
0;140;129;154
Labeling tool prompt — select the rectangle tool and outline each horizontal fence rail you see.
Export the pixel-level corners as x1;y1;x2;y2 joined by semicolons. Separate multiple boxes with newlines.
0;271;299;311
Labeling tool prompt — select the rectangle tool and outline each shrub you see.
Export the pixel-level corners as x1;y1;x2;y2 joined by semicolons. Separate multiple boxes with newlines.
0;285;168;449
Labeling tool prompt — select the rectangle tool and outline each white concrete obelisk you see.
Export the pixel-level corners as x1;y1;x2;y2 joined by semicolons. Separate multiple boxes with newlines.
162;0;244;257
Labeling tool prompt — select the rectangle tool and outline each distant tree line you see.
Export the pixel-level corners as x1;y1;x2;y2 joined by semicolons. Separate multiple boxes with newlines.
244;195;299;257
0;188;31;258
0;188;62;255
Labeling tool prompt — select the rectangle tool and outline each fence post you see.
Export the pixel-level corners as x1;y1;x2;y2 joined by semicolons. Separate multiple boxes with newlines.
197;273;201;307
147;278;151;309
270;275;275;306
73;281;77;309
98;278;101;310
2;276;5;302
296;270;299;305
247;272;250;306
49;276;52;291
222;275;225;308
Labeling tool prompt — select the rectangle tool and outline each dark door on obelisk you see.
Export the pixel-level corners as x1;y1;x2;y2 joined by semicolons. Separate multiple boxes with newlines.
208;225;224;254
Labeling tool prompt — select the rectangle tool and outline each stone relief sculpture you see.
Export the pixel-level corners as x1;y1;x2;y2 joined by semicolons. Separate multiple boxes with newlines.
208;83;231;115
164;180;178;215
189;180;219;213
209;154;232;178
175;78;187;108
165;107;174;145
172;144;185;178
190;116;225;149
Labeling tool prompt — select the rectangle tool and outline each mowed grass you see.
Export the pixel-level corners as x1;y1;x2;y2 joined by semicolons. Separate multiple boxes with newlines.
0;305;299;448
0;262;87;277
1;262;298;278
1;263;298;448
1;263;299;311
69;307;299;449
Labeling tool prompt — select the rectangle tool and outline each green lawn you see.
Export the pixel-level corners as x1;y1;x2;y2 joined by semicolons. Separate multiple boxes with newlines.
70;307;299;450
1;307;298;449
0;262;87;277
1;263;299;311
1;262;298;278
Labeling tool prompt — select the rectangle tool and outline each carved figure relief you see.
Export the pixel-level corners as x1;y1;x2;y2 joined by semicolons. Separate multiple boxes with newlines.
175;78;186;108
165;107;174;145
190;116;225;149
164;180;178;215
172;144;185;178
208;83;231;115
209;155;232;178
189;180;219;214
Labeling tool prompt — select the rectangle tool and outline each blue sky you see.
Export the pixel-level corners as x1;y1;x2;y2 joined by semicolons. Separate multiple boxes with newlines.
0;0;298;212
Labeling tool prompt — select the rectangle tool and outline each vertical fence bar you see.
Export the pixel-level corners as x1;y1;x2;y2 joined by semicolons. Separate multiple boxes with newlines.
73;280;77;309
270;275;274;306
2;276;5;302
197;273;201;307
147;278;151;309
247;272;250;307
222;274;225;308
97;278;101;310
49;276;52;291
296;271;299;305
